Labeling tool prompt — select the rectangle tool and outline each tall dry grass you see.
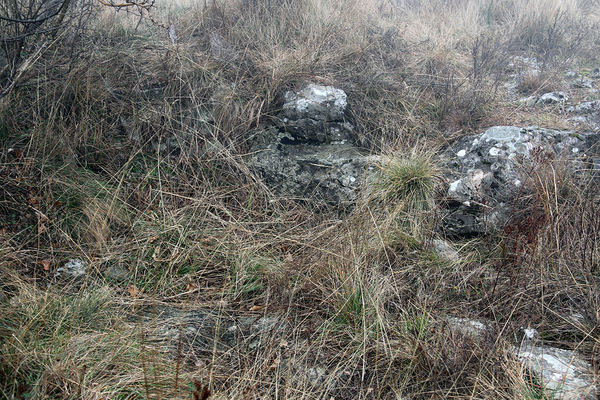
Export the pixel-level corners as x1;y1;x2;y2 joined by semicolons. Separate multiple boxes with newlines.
1;0;599;398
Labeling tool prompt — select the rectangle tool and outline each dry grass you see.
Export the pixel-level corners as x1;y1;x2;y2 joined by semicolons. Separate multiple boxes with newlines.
1;0;600;398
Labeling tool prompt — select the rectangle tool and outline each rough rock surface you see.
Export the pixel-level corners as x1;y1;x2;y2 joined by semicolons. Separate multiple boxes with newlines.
441;126;598;236
537;91;569;105
140;306;331;387
55;259;88;279
279;84;352;144
515;341;597;400
250;84;377;206
431;239;460;262
141;306;285;355
568;100;600;131
446;317;492;339
447;318;597;399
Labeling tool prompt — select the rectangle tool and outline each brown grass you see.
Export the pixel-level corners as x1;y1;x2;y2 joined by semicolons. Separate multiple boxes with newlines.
1;0;599;398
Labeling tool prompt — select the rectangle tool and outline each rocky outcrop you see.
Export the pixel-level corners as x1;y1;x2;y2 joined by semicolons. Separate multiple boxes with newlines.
537;91;569;105
441;126;598;237
516;340;597;400
446;318;598;400
139;306;332;388
250;84;377;207
568;100;600;131
142;306;285;355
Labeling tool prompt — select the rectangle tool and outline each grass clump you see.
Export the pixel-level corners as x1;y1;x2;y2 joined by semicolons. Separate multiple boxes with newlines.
370;149;441;242
375;151;439;211
0;272;190;399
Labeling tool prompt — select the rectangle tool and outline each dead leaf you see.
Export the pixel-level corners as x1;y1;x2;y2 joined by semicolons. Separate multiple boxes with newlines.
268;357;281;371
127;285;141;297
40;259;51;271
285;253;293;263
186;282;198;292
152;245;161;261
12;148;24;159
249;305;263;312
192;381;211;400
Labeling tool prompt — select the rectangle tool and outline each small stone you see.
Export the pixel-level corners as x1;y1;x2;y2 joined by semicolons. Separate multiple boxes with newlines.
537;92;569;105
105;264;130;282
55;259;88;279
446;317;491;339
489;147;501;157
431;239;460;262
519;95;538;107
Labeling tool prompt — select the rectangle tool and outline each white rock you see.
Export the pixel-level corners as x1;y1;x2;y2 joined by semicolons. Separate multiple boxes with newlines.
431;239;460;262
537;92;569;105
514;343;597;400
55;259;88;279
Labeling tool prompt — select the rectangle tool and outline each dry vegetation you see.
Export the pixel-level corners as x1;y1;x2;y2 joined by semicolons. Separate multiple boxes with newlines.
1;0;600;398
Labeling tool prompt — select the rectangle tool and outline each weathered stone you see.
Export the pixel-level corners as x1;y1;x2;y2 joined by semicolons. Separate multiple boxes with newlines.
250;84;377;207
441;126;596;237
537;92;569;105
55;259;88;279
283;85;346;121
567;100;600;131
515;342;597;399
251;142;375;205
446;317;598;399
446;317;492;339
572;77;594;89
278;84;351;144
140;306;286;357
431;239;460;262
519;95;538;107
567;100;600;115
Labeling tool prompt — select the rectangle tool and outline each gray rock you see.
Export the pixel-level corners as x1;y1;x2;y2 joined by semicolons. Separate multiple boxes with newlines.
140;306;286;357
572;78;594;89
250;84;377;206
251;142;376;205
55;259;88;279
446;317;492;339
519;95;538;107
567;100;600;115
565;71;578;79
105;264;129;282
567;101;600;131
446;317;598;399
441;126;596;236
431;239;460;262
283;84;347;122
537;92;569;105
278;84;352;144
508;56;541;76
515;342;597;399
